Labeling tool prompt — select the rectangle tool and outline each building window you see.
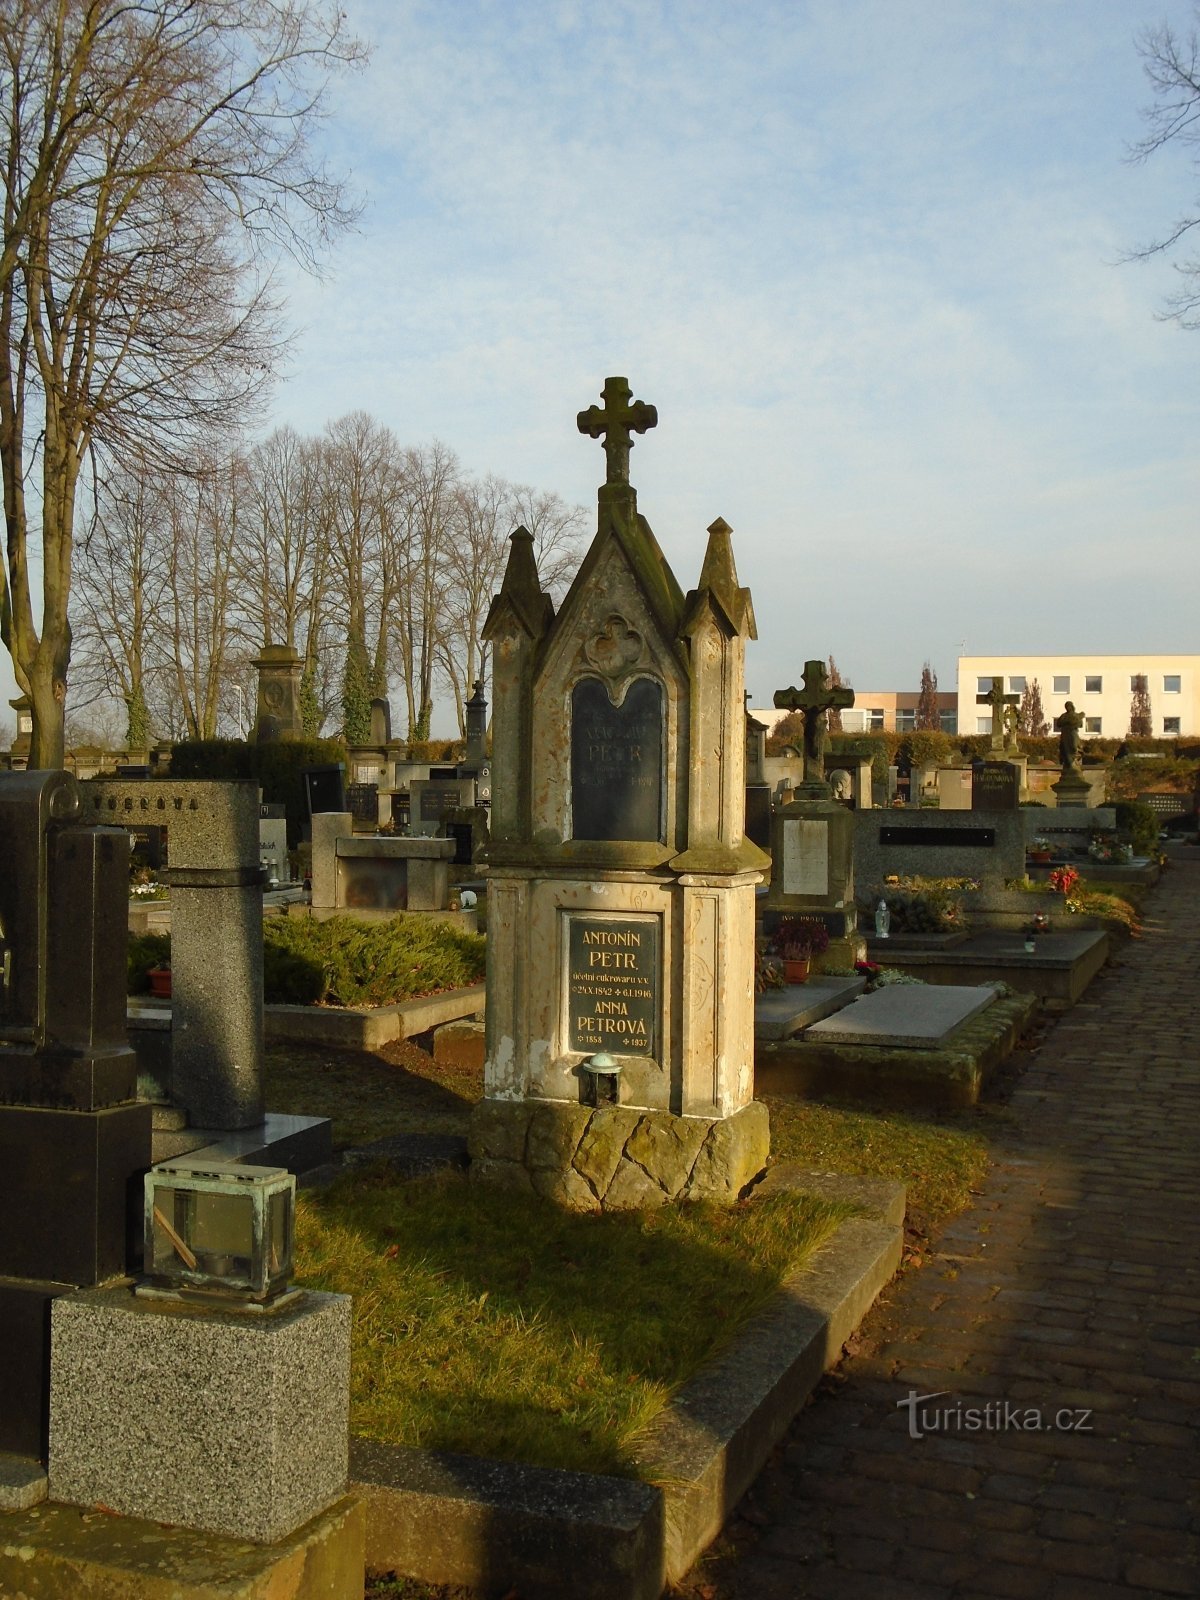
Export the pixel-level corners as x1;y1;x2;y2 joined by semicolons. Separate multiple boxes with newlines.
1009;675;1026;693
1053;675;1070;694
1084;675;1102;693
939;710;958;733
1164;675;1181;693
1164;717;1181;735
896;709;916;731
868;709;884;731
977;717;991;734
1085;717;1102;734
976;676;993;694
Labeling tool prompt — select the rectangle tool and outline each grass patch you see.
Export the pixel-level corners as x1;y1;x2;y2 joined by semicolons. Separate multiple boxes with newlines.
764;1096;989;1232
264;1040;478;1149
295;1167;853;1478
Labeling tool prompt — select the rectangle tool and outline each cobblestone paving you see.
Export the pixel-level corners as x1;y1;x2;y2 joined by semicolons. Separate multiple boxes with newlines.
676;858;1200;1600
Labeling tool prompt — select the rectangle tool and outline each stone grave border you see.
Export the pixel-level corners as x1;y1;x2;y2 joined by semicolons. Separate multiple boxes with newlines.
350;1168;903;1600
129;983;486;1055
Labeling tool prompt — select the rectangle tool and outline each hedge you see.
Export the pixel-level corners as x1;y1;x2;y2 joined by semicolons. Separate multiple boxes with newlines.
127;915;486;1008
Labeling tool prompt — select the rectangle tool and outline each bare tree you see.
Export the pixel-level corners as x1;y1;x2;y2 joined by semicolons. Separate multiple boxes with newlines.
165;453;247;741
1129;8;1200;324
391;441;460;741
914;662;940;731
0;0;365;766
73;463;172;746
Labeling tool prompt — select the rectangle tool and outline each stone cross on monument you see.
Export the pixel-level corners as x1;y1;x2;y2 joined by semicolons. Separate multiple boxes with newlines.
577;376;658;485
977;675;1019;752
773;659;855;796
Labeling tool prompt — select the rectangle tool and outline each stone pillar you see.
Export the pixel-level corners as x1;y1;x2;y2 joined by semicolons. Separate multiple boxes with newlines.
251;644;304;742
83;780;265;1130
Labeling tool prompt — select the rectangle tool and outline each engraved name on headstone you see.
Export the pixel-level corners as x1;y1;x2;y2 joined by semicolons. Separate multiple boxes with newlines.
566;915;658;1055
971;762;1020;812
570;677;663;841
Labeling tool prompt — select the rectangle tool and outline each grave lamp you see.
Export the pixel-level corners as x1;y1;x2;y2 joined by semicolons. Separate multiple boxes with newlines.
139;1160;299;1311
581;1051;623;1108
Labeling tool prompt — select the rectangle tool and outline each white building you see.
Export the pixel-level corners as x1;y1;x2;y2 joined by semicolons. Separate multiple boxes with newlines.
956;656;1200;741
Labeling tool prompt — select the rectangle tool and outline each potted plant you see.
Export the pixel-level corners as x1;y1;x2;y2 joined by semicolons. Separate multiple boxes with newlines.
147;963;172;999
1027;838;1053;864
771;916;830;984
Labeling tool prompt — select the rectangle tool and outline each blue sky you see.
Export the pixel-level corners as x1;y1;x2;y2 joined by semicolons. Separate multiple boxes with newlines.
8;0;1200;732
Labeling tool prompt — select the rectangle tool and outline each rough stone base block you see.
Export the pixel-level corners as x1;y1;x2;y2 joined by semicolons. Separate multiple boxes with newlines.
0;1493;364;1599
49;1286;351;1544
468;1099;769;1210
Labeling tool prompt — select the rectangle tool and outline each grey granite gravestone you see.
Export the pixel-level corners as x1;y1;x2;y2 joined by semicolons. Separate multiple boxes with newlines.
84;779;265;1130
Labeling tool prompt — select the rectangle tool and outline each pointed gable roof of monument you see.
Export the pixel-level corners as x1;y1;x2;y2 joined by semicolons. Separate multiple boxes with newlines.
680;516;756;641
482;526;554;643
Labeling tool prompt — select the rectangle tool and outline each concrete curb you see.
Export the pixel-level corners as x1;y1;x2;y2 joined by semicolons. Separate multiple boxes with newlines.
263;984;486;1050
351;1169;903;1599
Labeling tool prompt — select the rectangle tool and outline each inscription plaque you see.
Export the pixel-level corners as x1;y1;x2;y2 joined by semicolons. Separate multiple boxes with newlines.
570;677;663;842
971;762;1019;813
781;818;829;895
879;826;996;848
566;915;658;1055
415;783;462;823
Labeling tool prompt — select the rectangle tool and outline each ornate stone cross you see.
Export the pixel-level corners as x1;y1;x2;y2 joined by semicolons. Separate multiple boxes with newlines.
577;376;658;485
977;675;1019;752
774;659;855;791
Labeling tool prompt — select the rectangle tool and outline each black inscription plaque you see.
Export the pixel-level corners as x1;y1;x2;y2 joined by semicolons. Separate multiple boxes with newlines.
417;783;463;822
971;762;1019;812
570;677;663;841
879;826;996;848
567;915;657;1056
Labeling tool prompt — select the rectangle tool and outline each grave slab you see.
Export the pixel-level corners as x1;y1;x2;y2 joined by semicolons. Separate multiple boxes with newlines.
806;983;999;1048
754;975;867;1040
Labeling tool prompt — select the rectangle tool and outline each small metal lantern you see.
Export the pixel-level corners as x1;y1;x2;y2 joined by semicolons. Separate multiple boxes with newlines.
581;1051;623;1108
139;1160;298;1310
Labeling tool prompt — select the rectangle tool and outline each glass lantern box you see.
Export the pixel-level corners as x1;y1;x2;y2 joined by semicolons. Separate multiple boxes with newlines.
139;1160;298;1309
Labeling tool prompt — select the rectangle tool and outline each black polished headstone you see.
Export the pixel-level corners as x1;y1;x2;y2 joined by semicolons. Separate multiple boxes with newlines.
972;762;1020;812
303;764;346;817
570;677;663;842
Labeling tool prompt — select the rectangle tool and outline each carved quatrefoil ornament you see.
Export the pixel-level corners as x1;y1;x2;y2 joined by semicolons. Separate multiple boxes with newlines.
582;614;645;679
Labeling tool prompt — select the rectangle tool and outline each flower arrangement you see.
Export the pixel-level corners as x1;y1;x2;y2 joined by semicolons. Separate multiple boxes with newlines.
131;879;170;900
1048;865;1080;895
754;938;787;993
1088;835;1131;865
771;916;831;960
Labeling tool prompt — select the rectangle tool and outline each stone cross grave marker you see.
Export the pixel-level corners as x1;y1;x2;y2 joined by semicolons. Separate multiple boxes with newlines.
773;659;855;796
576;374;658;484
977;675;1019;753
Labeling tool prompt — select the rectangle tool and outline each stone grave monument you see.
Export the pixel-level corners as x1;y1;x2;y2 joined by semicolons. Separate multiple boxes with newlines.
251;642;304;742
972;760;1021;813
469;376;770;1209
764;660;862;966
0;771;152;1467
977;675;1019;754
1052;700;1092;806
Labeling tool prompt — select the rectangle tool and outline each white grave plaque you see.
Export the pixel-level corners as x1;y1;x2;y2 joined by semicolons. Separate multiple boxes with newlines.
781;818;829;896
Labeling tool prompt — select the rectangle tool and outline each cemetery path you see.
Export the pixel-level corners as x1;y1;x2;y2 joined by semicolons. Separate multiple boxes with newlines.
677;856;1200;1600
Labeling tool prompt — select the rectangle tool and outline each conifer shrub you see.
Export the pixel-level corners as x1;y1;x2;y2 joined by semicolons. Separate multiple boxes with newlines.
127;916;486;1006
